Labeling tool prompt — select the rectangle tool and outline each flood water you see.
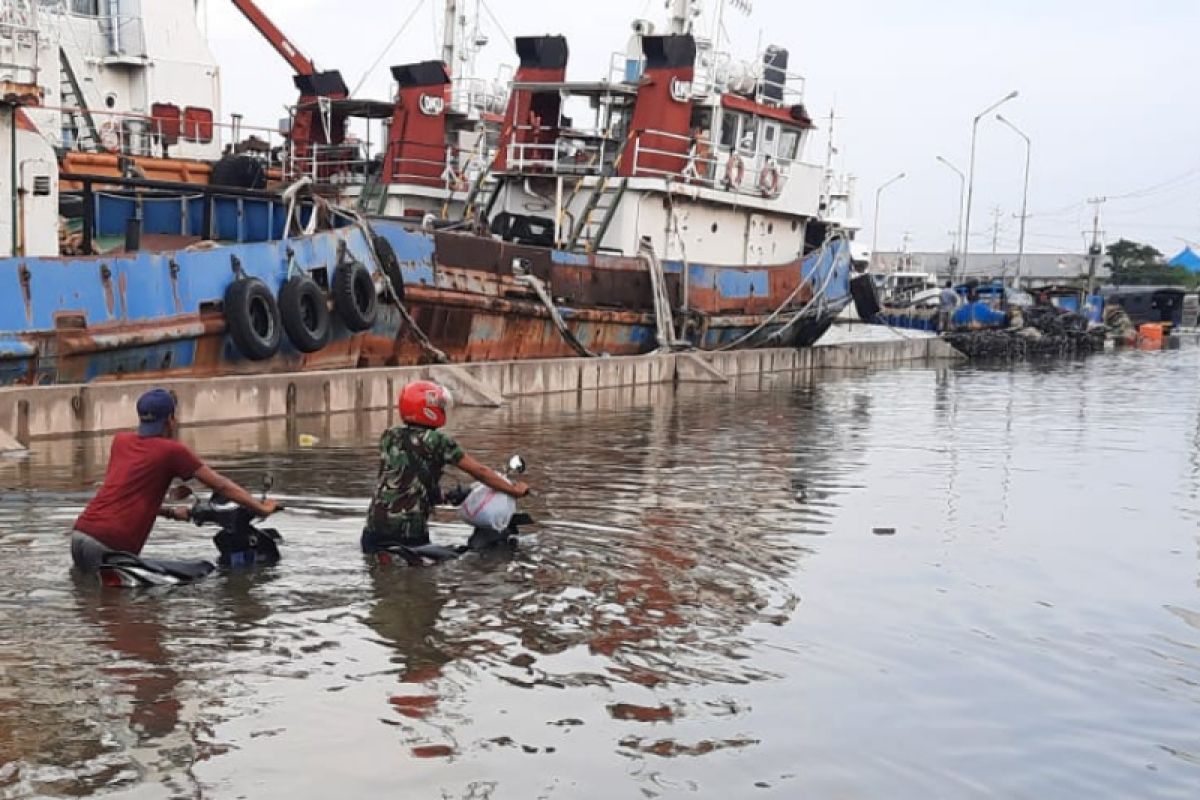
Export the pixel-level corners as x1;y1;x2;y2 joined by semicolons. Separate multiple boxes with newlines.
4;349;1200;798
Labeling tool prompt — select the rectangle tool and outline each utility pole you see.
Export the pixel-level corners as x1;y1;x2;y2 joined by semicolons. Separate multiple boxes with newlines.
991;206;1002;254
1086;196;1106;294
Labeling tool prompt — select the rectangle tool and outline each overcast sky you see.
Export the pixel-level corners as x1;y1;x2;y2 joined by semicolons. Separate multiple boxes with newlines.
206;0;1199;258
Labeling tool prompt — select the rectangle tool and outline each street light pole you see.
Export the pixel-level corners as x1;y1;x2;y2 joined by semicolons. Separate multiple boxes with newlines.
996;113;1031;287
871;172;906;273
936;155;966;278
961;90;1019;282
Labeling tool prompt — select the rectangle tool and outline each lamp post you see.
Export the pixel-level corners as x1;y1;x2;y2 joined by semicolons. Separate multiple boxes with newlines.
936;155;966;279
995;113;1031;287
871;171;906;273
961;90;1018;281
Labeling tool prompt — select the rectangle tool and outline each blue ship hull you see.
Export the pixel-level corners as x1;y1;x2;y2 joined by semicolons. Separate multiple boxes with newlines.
0;191;852;385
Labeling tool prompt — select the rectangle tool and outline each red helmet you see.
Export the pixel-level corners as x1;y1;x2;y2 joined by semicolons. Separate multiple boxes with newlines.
398;380;453;428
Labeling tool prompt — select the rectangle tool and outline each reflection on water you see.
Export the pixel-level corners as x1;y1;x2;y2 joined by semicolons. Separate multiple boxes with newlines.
4;352;1200;797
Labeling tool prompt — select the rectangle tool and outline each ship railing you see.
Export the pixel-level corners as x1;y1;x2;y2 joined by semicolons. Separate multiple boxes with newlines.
288;143;376;186
505;125;620;175
753;66;806;108
448;75;506;118
0;1;41;86
388;142;488;192
39;0;148;59
631;128;791;199
46;103;289;164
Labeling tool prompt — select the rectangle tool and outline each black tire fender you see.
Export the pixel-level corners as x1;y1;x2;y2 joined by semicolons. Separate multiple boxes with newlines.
224;277;282;361
333;257;379;332
278;274;331;353
373;233;405;302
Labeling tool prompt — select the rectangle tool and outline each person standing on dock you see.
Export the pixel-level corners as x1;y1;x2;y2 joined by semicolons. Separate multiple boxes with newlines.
69;389;279;572
362;380;530;553
939;281;959;332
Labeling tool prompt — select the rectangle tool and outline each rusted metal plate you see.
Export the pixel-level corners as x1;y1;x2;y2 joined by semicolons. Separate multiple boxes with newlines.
433;230;503;274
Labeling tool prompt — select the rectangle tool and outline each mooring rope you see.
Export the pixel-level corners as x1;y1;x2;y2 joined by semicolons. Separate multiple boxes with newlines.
514;273;598;358
713;231;844;352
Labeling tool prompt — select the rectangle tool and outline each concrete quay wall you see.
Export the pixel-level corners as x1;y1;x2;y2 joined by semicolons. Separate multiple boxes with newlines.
0;337;960;446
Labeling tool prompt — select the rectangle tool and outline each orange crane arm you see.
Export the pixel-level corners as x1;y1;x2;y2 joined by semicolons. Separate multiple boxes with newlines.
230;0;316;76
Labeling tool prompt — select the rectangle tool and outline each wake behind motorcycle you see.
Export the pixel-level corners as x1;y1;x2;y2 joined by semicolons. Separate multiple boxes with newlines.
374;455;536;568
96;477;283;589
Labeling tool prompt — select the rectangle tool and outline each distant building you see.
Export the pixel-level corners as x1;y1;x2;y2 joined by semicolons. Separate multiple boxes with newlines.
1169;247;1200;273
872;251;1109;288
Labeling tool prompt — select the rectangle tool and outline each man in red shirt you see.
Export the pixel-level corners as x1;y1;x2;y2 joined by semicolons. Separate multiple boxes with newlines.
70;388;279;572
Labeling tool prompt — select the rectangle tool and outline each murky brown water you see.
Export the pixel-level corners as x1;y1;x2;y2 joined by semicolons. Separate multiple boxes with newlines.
4;350;1200;798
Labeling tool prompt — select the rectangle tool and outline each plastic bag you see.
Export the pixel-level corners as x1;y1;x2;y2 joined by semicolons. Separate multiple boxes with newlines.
458;482;516;531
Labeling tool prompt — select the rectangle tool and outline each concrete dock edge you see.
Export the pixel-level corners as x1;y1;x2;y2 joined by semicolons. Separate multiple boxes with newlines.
0;337;960;443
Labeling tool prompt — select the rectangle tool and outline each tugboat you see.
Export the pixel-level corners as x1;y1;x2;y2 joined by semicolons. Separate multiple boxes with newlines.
0;0;857;384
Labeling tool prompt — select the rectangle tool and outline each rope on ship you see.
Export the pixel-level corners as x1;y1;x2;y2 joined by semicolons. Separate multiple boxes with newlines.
638;241;689;352
513;273;598;358
712;231;845;352
663;185;700;344
322;199;450;364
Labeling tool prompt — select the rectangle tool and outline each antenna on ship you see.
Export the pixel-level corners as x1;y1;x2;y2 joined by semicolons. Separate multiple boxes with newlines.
709;0;752;50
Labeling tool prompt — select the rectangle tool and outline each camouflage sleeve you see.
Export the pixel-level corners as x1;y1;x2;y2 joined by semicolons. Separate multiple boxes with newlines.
435;431;465;465
379;428;404;473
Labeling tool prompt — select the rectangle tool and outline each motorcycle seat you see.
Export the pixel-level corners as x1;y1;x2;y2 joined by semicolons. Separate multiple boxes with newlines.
101;552;216;581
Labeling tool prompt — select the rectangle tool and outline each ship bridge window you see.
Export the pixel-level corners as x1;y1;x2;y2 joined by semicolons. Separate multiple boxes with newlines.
738;118;758;155
719;111;758;155
69;0;99;15
779;127;803;162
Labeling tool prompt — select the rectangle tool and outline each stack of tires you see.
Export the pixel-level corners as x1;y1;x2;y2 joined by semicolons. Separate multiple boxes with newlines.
224;256;380;361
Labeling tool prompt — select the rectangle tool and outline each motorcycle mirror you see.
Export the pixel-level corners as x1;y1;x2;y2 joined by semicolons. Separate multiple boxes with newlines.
262;474;274;493
507;455;526;475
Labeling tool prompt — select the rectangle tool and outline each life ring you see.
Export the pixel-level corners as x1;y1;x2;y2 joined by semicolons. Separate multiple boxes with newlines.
98;122;120;153
758;164;781;197
724;153;745;189
332;256;379;332
278;274;331;353
224;277;282;361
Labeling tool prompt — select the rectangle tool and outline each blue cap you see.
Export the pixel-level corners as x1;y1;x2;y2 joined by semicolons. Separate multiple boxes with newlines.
136;389;176;437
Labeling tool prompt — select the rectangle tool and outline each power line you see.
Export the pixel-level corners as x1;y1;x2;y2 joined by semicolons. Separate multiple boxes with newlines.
353;0;428;97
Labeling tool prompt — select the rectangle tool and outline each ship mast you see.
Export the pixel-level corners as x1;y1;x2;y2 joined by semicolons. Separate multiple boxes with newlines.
668;0;695;35
442;0;460;79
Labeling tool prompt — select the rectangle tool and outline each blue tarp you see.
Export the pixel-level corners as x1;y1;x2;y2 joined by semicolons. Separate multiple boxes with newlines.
1169;247;1200;272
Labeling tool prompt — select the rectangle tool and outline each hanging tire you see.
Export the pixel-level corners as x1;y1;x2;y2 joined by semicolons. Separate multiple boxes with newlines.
224;277;282;361
333;258;378;332
278;274;332;353
373;233;405;302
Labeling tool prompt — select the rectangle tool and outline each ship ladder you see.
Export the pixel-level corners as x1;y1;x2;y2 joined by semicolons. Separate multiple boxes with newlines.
566;135;634;253
460;156;502;230
59;47;101;153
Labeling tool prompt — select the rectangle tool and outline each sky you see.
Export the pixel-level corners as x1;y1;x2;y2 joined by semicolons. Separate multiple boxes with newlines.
204;0;1200;259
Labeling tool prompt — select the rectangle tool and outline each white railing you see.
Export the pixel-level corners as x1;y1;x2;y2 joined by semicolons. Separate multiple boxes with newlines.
48;104;286;163
504;124;622;175
631;129;790;198
0;0;40;86
448;75;506;117
503;124;792;200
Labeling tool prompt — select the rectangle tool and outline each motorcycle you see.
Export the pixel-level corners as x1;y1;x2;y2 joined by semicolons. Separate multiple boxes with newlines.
374;455;535;568
96;477;283;589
